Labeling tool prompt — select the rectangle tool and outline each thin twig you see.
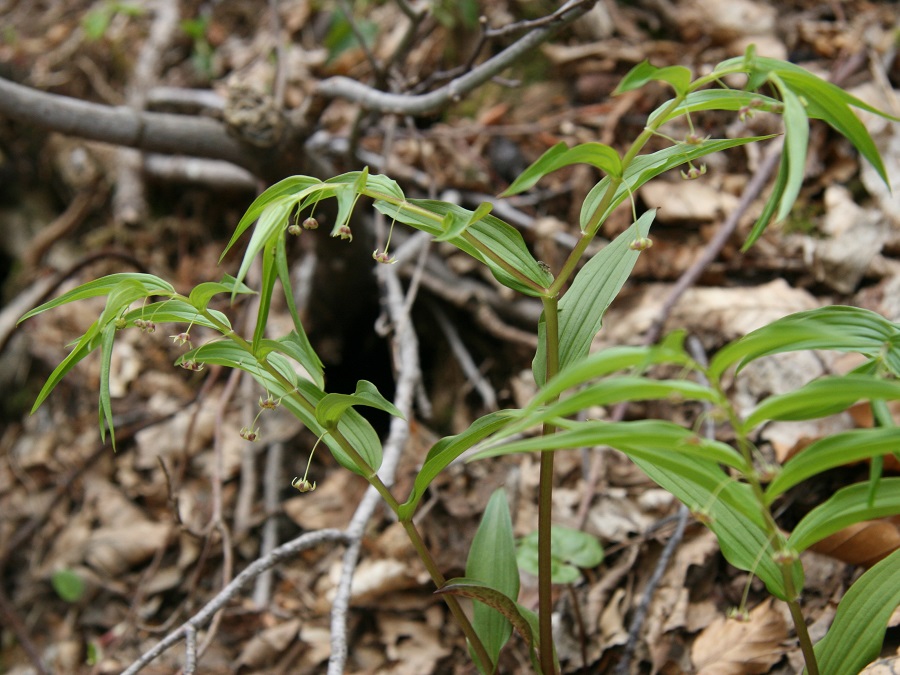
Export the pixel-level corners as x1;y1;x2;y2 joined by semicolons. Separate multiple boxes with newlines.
253;441;284;608
314;0;592;115
430;302;498;410
114;0;180;224
121;529;350;675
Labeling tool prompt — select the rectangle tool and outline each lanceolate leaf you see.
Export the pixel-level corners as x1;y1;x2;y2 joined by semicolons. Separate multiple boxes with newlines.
633;454;800;600
501;142;622;197
257;332;324;390
471;419;749;473
18;273;175;323
399;410;519;520
788;478;900;553
123;301;233;331
614;60;692;96
769;73;809;224
742;375;900;432
374;199;552;296
648;90;782;126
188;275;255;311
98;323;117;447
579;136;774;231
812;547;900;675
221;175;321;260
315;379;404;429
765;428;900;503
534;210;654;386
463;489;520;672
709;306;900;380
274;234;324;388
179;342;382;474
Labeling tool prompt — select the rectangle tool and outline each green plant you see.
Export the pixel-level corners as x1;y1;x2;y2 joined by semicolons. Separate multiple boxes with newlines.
19;49;900;674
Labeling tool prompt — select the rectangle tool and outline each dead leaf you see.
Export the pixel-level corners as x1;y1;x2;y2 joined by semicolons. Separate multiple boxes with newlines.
861;654;900;675
236;618;301;669
691;599;789;675
811;518;900;568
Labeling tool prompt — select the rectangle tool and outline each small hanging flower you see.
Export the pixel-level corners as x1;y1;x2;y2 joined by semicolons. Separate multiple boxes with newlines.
179;360;204;372
170;332;192;348
115;317;128;330
240;426;260;442
259;395;279;410
680;163;707;180
287;222;302;236
372;249;396;264
683;132;709;145
291;476;317;493
303;216;319;230
134;319;156;333
629;237;653;251
335;225;352;241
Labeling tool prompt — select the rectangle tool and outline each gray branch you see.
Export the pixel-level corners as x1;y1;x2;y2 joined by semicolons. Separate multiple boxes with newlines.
0;76;251;169
314;0;593;115
120;528;350;675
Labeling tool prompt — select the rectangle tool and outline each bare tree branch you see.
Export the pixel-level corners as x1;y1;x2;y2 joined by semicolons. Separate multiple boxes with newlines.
0;76;252;168
314;0;594;115
120;528;350;675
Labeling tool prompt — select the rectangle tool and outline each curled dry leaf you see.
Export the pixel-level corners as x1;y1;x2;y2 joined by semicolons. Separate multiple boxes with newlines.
811;518;900;568
691;598;789;675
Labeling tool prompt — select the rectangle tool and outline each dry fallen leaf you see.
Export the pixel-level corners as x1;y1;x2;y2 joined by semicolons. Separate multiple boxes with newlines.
692;599;789;675
811;518;900;568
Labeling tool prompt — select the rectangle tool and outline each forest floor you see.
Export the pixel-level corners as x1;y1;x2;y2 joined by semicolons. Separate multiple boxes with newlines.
1;0;900;673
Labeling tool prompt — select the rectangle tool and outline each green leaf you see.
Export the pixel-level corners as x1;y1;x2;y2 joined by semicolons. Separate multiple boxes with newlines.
742;147;789;250
812;547;900;675
534;210;654;386
528;332;696;408
709;306;900;380
579;136;774;231
18;273;175;323
434;201;494;241
374;199;552;297
788;478;900;553
315;380;404;429
98;323;117;447
179;342;382;475
742;375;900;432
614;60;692;96
648;90;782;127
769;73;809;224
501;142;622;197
122;300;232;331
632;453;800;600
220;175;321;261
251;239;279;351
234;198;294;292
51;569;86;603
764;428;900;503
257;331;325;391
30;323;102;413
501;376;720;444
399;410;519;520
517;526;603;584
471;419;749;472
188;275;255;311
274;234;323;387
463;489;519;671
435;579;535;662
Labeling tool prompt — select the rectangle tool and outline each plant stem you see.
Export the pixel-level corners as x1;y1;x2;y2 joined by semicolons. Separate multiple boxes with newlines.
538;296;561;674
401;519;495;674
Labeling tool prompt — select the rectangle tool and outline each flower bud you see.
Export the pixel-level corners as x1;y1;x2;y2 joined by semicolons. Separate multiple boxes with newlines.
629;237;653;251
287;222;302;236
372;249;395;264
240;426;259;442
303;216;319;230
680;164;707;180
